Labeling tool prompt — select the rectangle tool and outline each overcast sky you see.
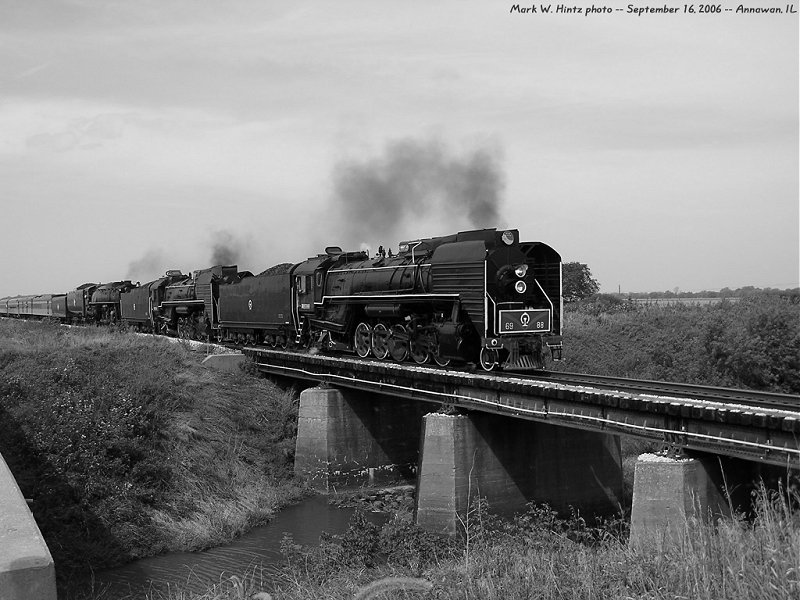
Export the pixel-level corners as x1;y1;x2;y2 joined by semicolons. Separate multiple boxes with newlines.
0;0;797;297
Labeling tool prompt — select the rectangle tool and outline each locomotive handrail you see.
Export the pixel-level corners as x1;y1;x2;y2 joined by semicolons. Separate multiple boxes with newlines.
485;292;496;339
319;292;459;303
410;241;423;263
328;264;431;274
534;278;555;316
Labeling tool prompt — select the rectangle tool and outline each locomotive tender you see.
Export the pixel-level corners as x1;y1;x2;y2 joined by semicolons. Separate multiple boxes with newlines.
0;227;563;371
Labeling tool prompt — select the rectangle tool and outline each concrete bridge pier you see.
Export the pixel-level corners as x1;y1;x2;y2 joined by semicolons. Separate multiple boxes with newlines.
294;386;436;491
629;453;742;548
415;412;624;535
0;453;56;600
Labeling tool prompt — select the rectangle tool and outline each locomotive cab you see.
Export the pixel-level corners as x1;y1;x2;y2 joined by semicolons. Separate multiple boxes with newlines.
294;250;340;315
66;283;98;323
292;248;369;345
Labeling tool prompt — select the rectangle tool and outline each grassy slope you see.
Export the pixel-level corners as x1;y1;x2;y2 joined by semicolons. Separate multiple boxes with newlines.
0;319;304;587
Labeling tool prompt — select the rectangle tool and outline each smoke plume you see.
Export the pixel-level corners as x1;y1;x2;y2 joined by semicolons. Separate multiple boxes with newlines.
126;248;165;283
330;138;505;248
210;230;250;266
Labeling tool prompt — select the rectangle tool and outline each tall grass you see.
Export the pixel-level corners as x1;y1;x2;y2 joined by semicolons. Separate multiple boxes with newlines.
128;484;798;599
619;483;800;600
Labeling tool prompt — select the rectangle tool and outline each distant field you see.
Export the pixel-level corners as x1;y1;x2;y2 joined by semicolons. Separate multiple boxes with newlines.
628;296;741;306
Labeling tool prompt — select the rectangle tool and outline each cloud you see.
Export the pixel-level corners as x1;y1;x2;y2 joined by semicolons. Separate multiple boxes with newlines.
24;112;127;152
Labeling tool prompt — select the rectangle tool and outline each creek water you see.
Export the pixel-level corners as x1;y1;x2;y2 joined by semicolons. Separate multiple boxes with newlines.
91;495;384;598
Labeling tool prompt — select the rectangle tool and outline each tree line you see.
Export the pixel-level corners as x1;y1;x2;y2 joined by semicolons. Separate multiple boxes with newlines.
562;261;798;302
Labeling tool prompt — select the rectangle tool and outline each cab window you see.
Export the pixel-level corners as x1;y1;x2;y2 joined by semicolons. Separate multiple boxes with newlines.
297;275;313;294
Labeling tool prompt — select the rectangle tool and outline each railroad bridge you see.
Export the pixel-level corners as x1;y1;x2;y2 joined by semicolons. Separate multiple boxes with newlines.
2;347;799;598
244;348;800;541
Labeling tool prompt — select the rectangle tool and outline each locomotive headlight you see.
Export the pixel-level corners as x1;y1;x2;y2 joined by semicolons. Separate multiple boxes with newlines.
515;280;527;294
514;264;528;278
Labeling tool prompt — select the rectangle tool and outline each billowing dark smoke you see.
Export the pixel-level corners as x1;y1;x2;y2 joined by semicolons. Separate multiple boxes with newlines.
126;248;165;283
331;138;504;247
210;230;245;266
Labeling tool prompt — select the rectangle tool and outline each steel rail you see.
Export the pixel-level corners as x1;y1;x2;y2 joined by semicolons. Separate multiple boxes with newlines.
528;370;799;411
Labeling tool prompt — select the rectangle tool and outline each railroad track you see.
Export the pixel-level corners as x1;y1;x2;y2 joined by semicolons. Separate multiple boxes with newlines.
238;340;800;414
526;370;800;412
8;316;798;414
234;337;800;413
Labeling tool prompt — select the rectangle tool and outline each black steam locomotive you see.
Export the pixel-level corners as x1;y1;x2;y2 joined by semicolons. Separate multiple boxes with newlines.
119;267;245;338
0;228;563;371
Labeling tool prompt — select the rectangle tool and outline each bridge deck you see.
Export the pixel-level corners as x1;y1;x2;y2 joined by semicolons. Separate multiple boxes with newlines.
244;348;800;468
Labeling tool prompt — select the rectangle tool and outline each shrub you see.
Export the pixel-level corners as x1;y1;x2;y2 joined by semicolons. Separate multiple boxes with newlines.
555;294;800;393
378;513;452;571
702;296;800;392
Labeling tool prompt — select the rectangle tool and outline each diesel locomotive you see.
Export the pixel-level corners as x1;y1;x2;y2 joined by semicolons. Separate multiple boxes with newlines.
0;227;563;371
